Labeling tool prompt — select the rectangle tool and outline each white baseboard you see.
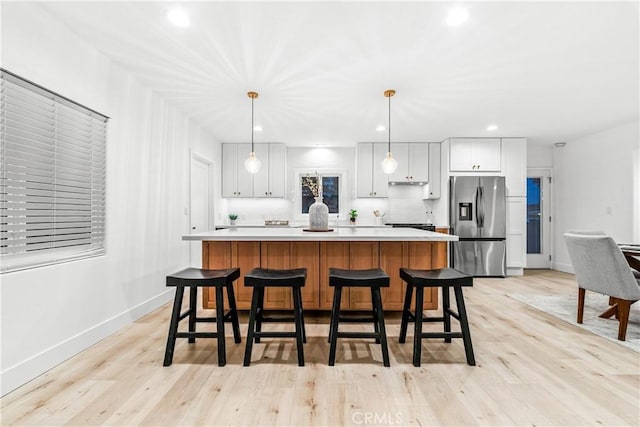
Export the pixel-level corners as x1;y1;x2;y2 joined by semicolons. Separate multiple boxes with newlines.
1;289;174;397
553;262;574;274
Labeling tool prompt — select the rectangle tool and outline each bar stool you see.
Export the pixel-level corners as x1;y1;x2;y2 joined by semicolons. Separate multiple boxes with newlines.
243;268;307;367
163;267;241;367
399;268;475;367
328;268;390;367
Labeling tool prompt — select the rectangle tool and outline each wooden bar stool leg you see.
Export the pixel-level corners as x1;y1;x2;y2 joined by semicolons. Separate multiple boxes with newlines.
399;283;413;343
443;285;452;343
188;286;197;343
243;288;261;367
454;287;475;366
413;286;424;367
255;287;264;344
372;287;390;367
371;287;381;344
328;286;343;366
296;287;307;343
328;288;339;343
226;281;241;344
292;287;305;366
215;285;226;367
163;286;185;367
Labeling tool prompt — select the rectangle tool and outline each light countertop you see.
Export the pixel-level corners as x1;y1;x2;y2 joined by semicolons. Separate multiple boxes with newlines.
184;227;458;242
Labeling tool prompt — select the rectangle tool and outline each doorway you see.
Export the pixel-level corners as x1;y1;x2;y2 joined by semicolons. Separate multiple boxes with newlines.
526;169;552;268
190;153;213;268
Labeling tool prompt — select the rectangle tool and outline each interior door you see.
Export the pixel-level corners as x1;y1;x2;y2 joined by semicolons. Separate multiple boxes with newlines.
190;155;212;267
526;169;552;268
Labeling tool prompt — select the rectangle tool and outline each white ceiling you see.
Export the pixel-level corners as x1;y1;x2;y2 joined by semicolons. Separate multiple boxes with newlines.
39;1;639;147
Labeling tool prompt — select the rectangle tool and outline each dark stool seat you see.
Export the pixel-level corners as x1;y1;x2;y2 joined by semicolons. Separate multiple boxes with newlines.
328;268;391;367
243;268;307;366
399;267;475;367
163;267;241;367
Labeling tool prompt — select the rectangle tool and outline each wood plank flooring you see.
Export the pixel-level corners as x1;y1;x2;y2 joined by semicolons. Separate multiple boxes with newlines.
2;270;639;426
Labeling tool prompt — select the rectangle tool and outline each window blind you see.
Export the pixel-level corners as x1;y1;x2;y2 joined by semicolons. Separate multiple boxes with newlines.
1;70;107;273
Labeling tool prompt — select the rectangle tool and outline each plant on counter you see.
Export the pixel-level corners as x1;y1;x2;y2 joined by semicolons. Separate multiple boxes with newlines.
349;209;358;223
228;213;238;220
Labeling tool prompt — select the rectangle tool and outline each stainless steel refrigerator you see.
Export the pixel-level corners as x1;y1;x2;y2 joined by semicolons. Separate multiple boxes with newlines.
450;176;506;277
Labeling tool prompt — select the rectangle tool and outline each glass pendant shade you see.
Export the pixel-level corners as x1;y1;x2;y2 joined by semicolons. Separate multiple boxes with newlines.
381;152;398;174
244;151;261;174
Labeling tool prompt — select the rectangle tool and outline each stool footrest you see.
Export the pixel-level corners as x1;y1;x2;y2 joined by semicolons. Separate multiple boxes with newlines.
176;332;220;339
337;316;376;323
419;332;464;339
258;316;296;323
253;331;298;339
337;331;381;339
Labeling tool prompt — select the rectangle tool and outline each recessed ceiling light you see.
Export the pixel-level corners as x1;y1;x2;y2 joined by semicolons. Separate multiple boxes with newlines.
376;125;385;132
253;125;263;132
447;7;469;26
486;124;498;131
167;8;190;27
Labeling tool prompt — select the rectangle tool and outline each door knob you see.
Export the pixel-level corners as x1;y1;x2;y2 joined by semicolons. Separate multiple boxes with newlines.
192;227;196;230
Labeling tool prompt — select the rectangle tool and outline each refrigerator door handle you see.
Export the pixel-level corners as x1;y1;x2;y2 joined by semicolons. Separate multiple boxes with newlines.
478;185;485;228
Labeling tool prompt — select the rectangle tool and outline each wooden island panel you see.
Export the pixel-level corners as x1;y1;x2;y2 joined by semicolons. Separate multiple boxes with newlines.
319;242;350;310
202;239;448;311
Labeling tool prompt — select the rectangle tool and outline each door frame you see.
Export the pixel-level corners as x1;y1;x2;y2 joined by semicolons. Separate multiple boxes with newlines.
526;168;553;269
190;151;214;267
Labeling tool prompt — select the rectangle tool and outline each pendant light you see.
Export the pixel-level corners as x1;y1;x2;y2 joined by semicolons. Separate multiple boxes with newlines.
380;89;398;174
244;91;261;174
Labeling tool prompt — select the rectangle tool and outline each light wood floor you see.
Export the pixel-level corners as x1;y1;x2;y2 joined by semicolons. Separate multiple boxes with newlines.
2;270;639;426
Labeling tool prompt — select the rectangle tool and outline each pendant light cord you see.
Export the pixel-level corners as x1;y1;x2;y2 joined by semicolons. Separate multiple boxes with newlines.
251;96;255;152
388;94;391;153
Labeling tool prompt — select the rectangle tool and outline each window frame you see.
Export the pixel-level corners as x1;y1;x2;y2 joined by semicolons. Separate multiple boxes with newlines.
294;168;347;222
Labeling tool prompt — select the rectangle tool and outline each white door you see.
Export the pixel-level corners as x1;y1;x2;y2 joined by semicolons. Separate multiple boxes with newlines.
526;169;552;268
190;155;212;268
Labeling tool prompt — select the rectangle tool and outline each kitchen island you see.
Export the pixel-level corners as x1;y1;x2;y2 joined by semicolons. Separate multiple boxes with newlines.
184;227;457;311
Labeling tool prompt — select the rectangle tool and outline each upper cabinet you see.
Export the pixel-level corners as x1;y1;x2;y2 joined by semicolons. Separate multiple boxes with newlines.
253;143;286;197
222;143;285;198
424;142;441;199
449;138;501;172
388;142;429;183
501;138;527;197
356;143;389;198
222;143;253;198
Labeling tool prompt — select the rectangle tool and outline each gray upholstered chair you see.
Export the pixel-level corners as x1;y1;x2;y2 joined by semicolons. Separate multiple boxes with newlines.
564;232;640;340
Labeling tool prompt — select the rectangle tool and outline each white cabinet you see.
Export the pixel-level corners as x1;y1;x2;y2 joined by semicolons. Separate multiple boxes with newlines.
253;143;286;197
449;138;501;172
424;142;441;199
388;142;429;183
222;143;285;198
222;143;253;198
501;138;527;197
356;143;389;197
506;197;526;270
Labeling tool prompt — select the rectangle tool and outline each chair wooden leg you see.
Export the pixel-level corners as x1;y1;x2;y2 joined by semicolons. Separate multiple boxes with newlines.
577;288;585;324
599;297;619;319
617;299;632;341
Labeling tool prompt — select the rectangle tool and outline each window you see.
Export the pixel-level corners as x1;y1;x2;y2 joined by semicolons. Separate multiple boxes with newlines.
301;175;340;214
295;169;346;220
1;70;108;273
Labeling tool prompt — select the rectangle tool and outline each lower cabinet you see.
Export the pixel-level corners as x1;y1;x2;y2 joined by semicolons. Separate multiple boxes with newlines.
202;240;447;310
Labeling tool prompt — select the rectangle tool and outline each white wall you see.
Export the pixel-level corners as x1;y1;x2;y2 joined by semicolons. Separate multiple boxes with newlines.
527;145;553;168
553;120;639;272
0;3;219;395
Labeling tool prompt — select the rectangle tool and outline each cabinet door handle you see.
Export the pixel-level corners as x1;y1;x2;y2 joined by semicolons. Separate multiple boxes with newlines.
373;192;376;196
265;192;268;195
269;192;272;196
